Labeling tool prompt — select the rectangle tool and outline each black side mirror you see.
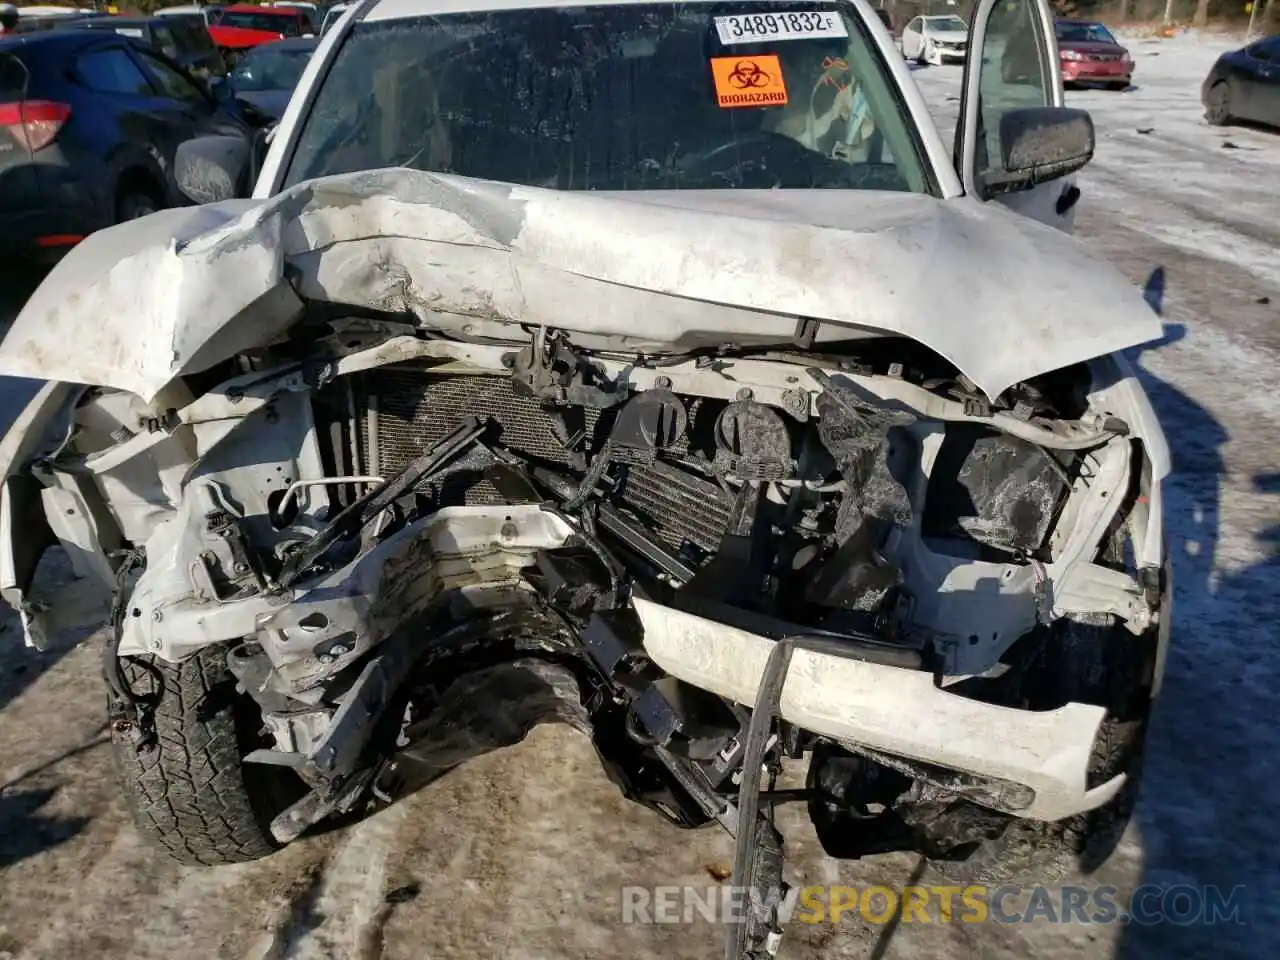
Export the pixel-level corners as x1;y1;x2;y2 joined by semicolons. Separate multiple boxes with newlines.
988;106;1095;196
175;134;250;204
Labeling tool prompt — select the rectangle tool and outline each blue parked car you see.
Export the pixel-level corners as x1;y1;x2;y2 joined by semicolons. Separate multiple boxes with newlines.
0;28;249;261
1202;34;1280;130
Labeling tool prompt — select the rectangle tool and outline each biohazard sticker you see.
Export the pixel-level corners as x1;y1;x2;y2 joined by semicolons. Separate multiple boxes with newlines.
710;55;789;109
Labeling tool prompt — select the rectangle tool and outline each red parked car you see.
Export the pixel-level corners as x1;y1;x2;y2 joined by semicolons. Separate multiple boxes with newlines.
208;4;310;65
1055;19;1133;90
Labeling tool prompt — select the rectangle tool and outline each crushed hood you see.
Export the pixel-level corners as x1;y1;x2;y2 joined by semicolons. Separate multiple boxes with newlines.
0;169;1161;403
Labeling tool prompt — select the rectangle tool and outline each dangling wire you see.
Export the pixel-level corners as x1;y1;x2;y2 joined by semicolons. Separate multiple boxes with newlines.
102;547;146;705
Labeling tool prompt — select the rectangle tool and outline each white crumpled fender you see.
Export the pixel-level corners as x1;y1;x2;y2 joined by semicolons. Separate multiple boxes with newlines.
0;169;1161;403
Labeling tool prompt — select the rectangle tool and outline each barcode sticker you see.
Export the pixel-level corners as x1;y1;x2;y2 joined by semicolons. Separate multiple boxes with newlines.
714;11;849;45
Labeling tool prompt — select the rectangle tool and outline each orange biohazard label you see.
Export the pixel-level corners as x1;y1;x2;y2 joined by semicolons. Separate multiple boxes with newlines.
710;55;789;109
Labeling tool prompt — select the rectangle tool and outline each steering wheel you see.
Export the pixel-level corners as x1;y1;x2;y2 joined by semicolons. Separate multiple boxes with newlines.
675;130;828;187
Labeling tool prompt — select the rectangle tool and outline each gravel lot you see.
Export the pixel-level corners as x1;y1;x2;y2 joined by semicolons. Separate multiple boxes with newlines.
0;30;1276;960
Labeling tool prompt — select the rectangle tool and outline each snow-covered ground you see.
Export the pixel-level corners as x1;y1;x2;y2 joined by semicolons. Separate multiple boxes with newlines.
1;30;1277;960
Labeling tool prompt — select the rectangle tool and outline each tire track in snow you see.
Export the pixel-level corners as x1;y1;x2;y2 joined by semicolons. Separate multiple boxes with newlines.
118;839;335;960
252;803;409;960
1089;135;1280;245
15;828;160;959
1083;174;1280;291
125;861;264;960
1074;206;1280;374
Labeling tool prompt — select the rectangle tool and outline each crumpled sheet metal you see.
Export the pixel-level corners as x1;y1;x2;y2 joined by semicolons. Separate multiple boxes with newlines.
0;168;1161;403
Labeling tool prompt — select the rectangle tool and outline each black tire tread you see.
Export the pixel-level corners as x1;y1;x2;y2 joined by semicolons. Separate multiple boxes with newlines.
111;648;280;866
1205;81;1232;126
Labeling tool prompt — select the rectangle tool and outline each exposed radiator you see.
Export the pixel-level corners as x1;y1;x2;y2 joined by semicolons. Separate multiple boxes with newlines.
343;368;732;553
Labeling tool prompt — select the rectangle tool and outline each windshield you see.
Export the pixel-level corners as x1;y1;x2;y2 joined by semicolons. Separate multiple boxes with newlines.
282;2;932;194
231;42;312;90
1054;22;1116;44
219;10;301;35
925;16;966;31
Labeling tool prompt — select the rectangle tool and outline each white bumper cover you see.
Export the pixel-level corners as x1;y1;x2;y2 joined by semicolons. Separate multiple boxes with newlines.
633;596;1126;822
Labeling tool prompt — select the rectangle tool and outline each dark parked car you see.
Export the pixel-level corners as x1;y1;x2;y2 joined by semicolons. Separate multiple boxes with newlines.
1054;19;1133;90
1202;34;1280;129
0;29;248;260
69;14;227;81
214;35;316;124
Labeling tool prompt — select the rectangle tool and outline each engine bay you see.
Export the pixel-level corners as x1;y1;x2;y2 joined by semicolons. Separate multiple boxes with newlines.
0;318;1165;959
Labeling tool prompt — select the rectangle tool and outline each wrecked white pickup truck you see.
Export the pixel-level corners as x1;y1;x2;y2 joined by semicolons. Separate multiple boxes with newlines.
0;0;1170;955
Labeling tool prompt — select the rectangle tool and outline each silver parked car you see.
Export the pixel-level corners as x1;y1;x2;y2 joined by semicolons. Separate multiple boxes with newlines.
0;0;1169;954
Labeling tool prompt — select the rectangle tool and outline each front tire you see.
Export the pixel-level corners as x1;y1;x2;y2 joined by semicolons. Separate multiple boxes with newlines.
111;645;300;865
1205;80;1232;126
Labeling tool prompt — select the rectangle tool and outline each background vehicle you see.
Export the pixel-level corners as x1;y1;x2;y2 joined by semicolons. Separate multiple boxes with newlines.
318;1;349;35
269;1;321;33
15;5;93;19
901;13;968;65
1055;19;1133;90
214;35;316;123
12;5;102;33
1202;34;1280;128
208;3;309;65
215;3;311;37
70;14;227;81
0;29;247;260
156;4;225;26
0;2;1170;958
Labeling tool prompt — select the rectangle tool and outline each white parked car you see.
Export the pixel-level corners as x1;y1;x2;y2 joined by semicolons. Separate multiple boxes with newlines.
902;13;970;65
269;1;321;32
155;4;220;26
14;4;94;15
0;0;1170;954
318;1;350;35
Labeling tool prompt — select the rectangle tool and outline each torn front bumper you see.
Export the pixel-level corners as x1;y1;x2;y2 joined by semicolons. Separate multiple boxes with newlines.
633;596;1126;822
117;498;577;675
